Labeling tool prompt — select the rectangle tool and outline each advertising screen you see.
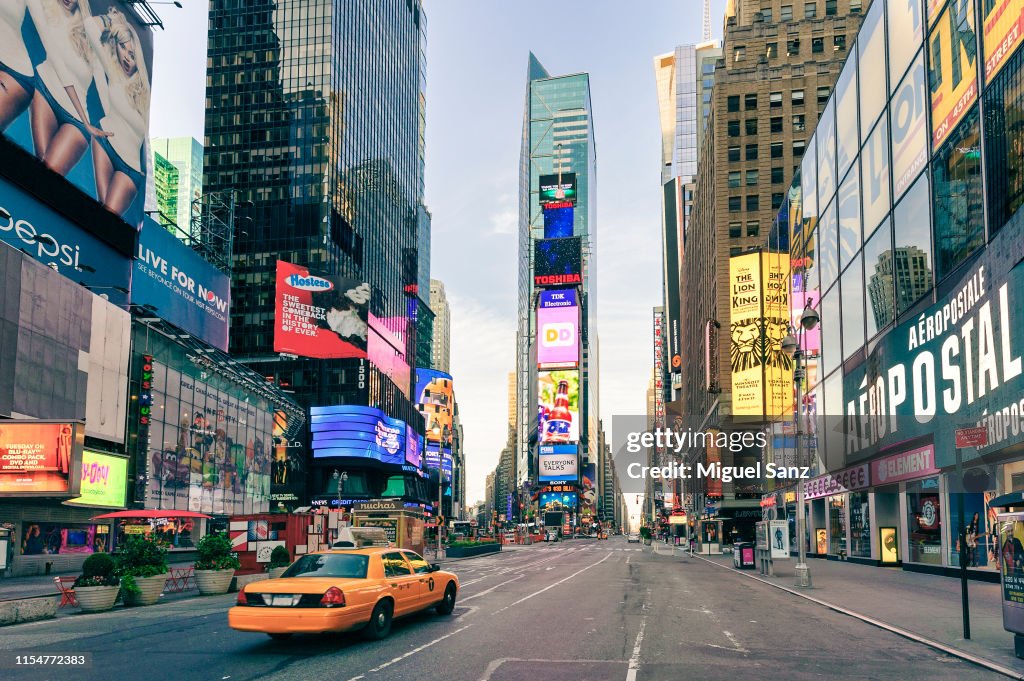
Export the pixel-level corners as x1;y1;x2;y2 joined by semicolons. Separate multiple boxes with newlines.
538;370;580;444
581;462;597;514
0;1;154;229
369;316;411;396
929;0;979;149
538;444;578;481
543;205;574;238
66;450;127;508
425;443;441;471
441;450;453;480
0;421;84;496
539;490;578;511
982;0;1024;81
133;218;230;351
310;405;407;466
534;237;582;287
415;369;454;446
405;425;422;468
539;289;577;309
270;410;305;505
537;301;579;367
0;175;131;303
274;261;370;359
538;173;577;204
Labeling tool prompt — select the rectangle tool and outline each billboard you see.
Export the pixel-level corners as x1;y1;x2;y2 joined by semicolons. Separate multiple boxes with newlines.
539;289;577;309
538;173;577;204
0;421;84;496
538;444;578;481
274;261;370;359
543;205;574;239
539;490;578;511
0;175;131;303
581;462;598;515
132;218;230;351
534;237;582;287
982;0;1024;81
537;300;579;367
730;252;793;418
425;443;442;471
538;370;579;444
415;369;454;447
66;450;127;508
270;410;305;505
0;246;131;443
405;424;422;468
369;316;411;396
310;405;407;466
928;0;979;149
0;1;154;229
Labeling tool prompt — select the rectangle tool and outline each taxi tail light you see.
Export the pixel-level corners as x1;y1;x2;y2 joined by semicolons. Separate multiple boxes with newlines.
236;590;248;606
320;587;346;608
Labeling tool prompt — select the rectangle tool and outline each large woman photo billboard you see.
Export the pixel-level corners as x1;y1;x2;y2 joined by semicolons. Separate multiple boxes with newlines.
0;1;153;228
274;261;370;359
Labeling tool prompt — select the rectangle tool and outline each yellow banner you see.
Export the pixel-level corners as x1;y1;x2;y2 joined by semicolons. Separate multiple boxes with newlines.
762;252;793;419
929;0;979;149
730;253;765;417
983;0;1024;81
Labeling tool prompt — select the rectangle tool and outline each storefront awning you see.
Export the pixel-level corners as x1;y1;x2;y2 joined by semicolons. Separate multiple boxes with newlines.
90;510;212;520
987;492;1024;508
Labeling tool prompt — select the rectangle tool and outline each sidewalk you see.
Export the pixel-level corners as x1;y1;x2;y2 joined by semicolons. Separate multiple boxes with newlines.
697;551;1024;677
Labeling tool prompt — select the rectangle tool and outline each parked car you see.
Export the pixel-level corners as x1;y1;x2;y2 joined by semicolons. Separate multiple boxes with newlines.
627;533;640;543
544;531;559;542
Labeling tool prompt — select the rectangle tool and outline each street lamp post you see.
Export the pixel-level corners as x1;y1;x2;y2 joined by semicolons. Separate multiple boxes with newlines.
782;301;819;588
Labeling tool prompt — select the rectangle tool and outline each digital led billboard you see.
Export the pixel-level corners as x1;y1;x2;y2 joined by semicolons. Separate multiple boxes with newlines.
66;450;127;508
538;444;578;482
537;300;579;367
534;237;582;287
539;490;578;511
0;1;154;229
133;217;230;351
538;370;579;444
928;0;978;149
274;261;370;359
0;421;84;496
538;173;577;204
415;369;454;446
405;424;422;468
310;405;407;466
543;205;574;238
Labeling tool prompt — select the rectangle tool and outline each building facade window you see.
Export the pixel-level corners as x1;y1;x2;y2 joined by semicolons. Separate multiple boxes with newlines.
735;46;746;61
746;169;759;185
770;141;784;158
745;93;758;110
746;221;760;237
766;42;778;59
931;107;984;280
863;217;895;337
728;95;740;112
771;116;784;133
812;37;824;53
729;222;742;237
805;1;817;19
826;0;837;16
728;145;741;162
792;89;805;106
792;114;806;131
907;477;943;565
834;34;846;51
787;38;801;55
746;144;759;160
983;48;1024;238
729;170;742;188
781;4;794;21
728;120;741;137
729;196;742;212
772;192;784;209
771;166;785;183
849;492;871;558
893;173;934;314
817;85;831;103
770;91;783;108
746;194;760;211
746;118;758;135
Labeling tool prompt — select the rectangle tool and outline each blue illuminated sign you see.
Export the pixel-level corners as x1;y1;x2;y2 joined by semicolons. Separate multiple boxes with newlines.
310;405;407;465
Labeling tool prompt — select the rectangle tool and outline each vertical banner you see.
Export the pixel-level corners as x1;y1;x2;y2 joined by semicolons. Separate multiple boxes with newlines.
762;253;793;419
982;0;1024;82
929;0;979;149
706;430;722;497
730;253;766;416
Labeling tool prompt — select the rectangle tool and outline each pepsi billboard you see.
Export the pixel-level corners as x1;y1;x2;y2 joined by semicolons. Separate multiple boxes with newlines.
310;405;407;466
132;218;230;351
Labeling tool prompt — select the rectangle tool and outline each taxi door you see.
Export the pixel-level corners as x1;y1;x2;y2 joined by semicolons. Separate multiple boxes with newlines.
403;550;438;608
382;551;423;616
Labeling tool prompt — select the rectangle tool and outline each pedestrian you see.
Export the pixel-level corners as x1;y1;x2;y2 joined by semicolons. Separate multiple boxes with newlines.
966;512;980;568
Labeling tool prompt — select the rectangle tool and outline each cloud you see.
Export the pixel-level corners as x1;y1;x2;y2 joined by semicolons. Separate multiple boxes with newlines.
488;193;518;235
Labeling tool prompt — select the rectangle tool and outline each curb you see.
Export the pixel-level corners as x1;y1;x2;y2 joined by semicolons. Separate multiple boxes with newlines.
692;553;1024;681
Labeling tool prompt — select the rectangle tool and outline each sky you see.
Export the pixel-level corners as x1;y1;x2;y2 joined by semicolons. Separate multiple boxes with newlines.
148;0;727;507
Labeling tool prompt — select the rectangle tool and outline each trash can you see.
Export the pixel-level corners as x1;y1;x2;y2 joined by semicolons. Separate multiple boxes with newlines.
733;542;755;569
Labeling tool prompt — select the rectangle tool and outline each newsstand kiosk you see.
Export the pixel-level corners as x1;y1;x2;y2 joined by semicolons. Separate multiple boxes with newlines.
351;500;426;556
228;512;324;574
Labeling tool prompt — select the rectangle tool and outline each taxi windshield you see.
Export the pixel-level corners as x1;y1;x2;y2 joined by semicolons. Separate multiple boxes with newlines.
281;554;369;579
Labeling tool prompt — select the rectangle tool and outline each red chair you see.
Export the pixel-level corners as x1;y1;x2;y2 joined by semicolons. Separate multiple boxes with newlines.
54;577;78;608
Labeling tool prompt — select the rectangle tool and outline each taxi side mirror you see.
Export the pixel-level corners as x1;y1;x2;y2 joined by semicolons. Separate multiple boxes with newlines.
429;564;441;572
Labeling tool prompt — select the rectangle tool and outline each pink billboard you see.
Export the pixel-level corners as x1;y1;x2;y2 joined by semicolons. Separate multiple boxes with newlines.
537;304;579;366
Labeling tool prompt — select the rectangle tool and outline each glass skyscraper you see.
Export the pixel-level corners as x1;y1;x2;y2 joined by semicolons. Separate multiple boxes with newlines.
151;137;204;237
516;54;599;490
204;0;430;504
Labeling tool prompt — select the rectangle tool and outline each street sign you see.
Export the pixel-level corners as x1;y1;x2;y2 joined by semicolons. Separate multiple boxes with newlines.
955;426;988;449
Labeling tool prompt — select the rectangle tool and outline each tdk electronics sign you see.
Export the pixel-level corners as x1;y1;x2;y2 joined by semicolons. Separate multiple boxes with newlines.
132;219;231;351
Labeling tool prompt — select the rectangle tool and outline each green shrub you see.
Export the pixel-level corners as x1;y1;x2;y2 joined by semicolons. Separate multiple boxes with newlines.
75;553;119;588
193;532;241;571
115;536;169;594
268;545;291;569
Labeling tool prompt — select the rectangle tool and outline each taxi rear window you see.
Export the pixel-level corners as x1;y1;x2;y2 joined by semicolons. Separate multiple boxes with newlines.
282;554;369;579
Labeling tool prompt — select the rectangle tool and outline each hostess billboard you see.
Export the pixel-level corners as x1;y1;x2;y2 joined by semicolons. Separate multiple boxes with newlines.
0;175;131;304
274;261;370;359
310;405;407;466
132;218;230;350
0;1;154;230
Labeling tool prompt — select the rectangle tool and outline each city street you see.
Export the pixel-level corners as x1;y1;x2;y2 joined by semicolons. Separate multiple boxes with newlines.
0;537;1001;681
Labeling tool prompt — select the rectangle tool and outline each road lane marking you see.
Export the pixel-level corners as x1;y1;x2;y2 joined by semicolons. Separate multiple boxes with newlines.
722;630;748;653
493;552;613;613
625;608;647;681
346;623;473;681
461;574;525;603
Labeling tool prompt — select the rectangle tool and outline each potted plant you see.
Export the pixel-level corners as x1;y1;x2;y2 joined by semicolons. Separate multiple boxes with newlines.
193;532;240;595
116;535;169;606
639;526;653;546
73;553;120;613
267;545;291;579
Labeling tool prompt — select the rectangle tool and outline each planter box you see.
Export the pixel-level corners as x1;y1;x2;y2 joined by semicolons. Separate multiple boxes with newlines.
195;569;235;595
267;567;288;579
445;543;501;558
123;573;168;607
75;585;120;613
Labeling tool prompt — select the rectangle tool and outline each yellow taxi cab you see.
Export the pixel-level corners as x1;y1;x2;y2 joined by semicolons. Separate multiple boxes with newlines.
229;548;459;640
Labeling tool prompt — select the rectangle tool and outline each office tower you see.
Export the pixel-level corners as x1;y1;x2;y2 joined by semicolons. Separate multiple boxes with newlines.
151;137;203;235
430;278;451;373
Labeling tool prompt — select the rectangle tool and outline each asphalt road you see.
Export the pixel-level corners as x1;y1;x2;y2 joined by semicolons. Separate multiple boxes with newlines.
0;536;1003;681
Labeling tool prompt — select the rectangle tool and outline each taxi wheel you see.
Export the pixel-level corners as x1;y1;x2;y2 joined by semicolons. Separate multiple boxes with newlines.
362;600;393;640
435;583;457;616
267;633;293;641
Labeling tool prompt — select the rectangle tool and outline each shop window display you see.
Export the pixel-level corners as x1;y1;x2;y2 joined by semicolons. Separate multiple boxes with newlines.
828;495;847;555
949;486;998;571
849;491;871;557
907;477;943;564
21;523;109;555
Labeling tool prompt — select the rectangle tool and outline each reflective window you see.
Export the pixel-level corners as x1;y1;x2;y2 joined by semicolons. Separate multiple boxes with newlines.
927;0;979;151
801;136;818;218
863;217;895;338
861;116;891;236
816;98;837;206
729;171;741;188
893;172;934;313
383;552;413;577
858;1;888;142
983;47;1024;236
890;54;929;200
746;169;759;185
403;551;432;574
840;256;866;360
931;106;984;280
887;0;924;88
818;198;839;292
819;286;842;378
837;167;861;271
835;53;859;179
